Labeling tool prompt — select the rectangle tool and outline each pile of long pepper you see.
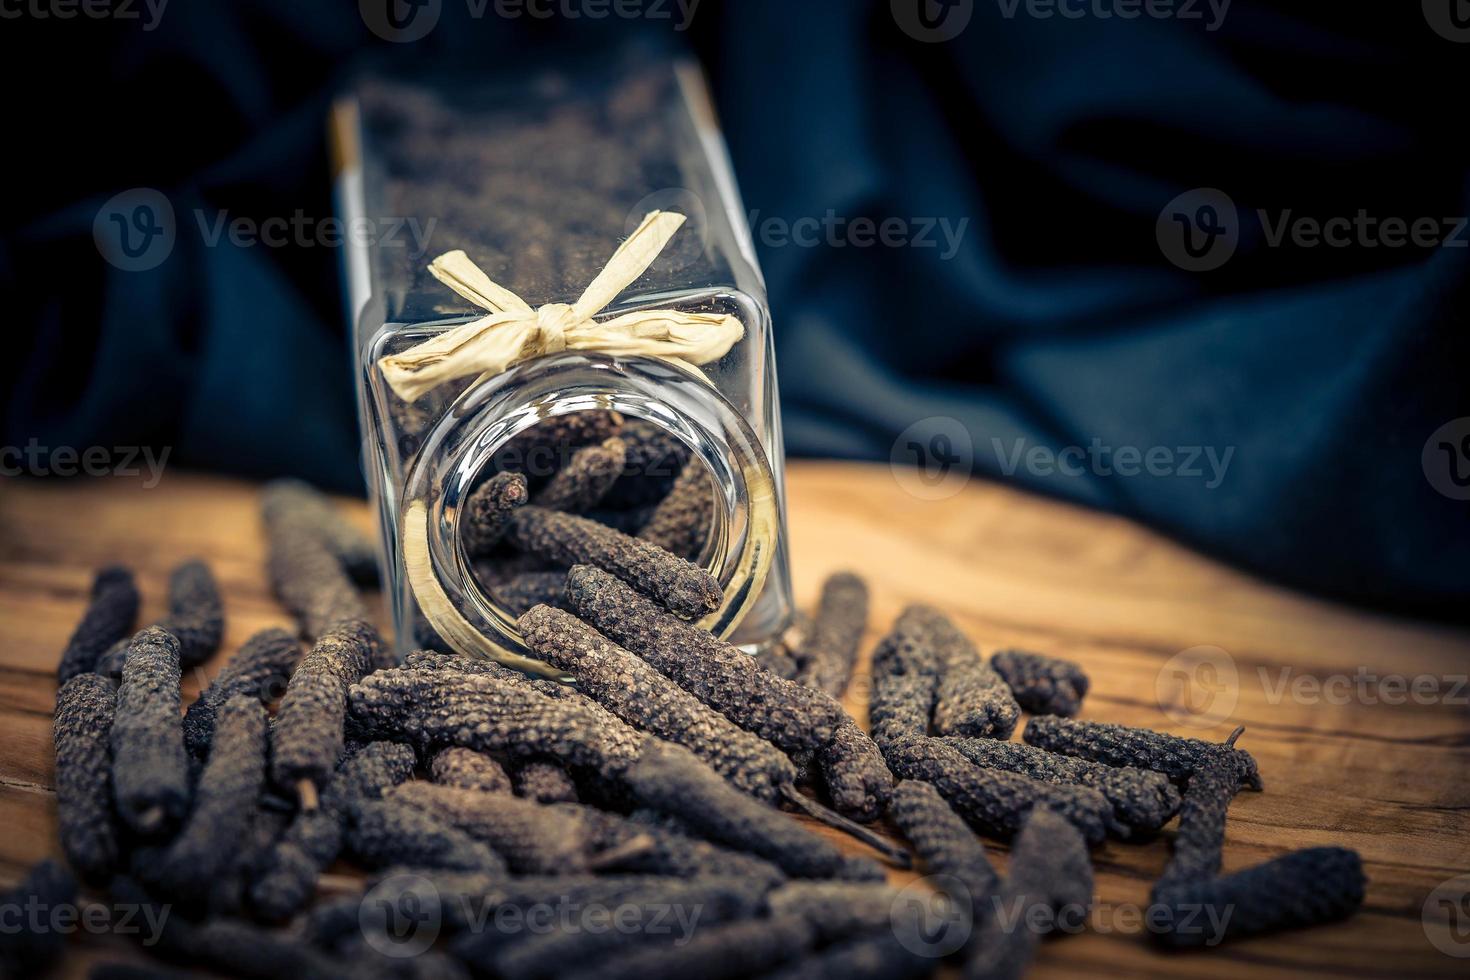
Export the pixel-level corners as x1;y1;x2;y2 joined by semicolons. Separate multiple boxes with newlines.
10;416;1366;978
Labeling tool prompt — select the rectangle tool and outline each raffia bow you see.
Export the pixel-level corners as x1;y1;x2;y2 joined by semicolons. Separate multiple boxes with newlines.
377;211;744;403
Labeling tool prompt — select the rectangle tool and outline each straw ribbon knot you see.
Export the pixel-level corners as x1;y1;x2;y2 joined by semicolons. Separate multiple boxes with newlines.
376;211;744;403
535;303;575;352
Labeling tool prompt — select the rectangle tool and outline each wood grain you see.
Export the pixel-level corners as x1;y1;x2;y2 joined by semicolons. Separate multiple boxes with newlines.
1;464;1466;977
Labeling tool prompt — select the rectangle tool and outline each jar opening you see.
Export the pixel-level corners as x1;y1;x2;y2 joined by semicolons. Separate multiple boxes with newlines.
399;353;781;667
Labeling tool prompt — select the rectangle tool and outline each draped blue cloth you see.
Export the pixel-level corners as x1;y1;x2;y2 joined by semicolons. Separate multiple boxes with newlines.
3;1;1465;616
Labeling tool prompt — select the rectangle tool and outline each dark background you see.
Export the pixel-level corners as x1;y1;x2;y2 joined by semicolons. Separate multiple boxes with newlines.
2;1;1466;618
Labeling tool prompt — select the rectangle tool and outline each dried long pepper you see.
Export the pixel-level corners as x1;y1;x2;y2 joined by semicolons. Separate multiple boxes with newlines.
300;892;370;949
560;915;815;980
482;569;566;615
262;480;371;639
391;871;712;933
169;915;340;980
111;626;189;835
1024;717;1264;791
586;502;661;535
624;740;882;880
402;648;572;698
944;736;1181;834
866;605;947;747
97;876;189;965
514;648;908;862
784;610;815;652
53;673;120;882
635;458;713;558
794;572;869;697
508;506;722;619
964;807;1093;980
462;471;528;556
753;642;801;680
563;564;845;752
264;479;379;584
1156;753;1241;885
763;930;932;980
511;759;580;803
431;746;512;793
156;695;269;903
1020;806;1097;913
157;559;225;668
272;619;379;808
868;672;935;750
816;718;894;822
94;639;132;680
320;518;380;589
601;419;690;507
348;665;649;778
765;881;906;942
1150;846;1365;947
884;736;1115;844
657;793;895;880
534;409;625;446
182;627;300;757
103;875;349;980
494;410;623;477
212;805;292;917
488;876;771;980
928;612;1018;739
519;604;796;801
581;806;788;884
389;781;597;873
343;940;471;980
990;649;1089;717
57;565;138;683
347;797;507;872
533;435;627;512
86;566;222;680
250;742;416;920
337;742;421;802
0;860;76;975
888;780;1000;922
435;873;734;960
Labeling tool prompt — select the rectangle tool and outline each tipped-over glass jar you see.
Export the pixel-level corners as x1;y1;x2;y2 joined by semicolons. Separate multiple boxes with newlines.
334;52;793;669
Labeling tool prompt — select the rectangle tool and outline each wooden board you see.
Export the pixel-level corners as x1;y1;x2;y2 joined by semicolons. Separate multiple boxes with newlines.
1;464;1466;977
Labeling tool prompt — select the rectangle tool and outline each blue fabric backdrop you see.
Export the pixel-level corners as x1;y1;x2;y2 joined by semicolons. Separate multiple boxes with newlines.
2;1;1466;617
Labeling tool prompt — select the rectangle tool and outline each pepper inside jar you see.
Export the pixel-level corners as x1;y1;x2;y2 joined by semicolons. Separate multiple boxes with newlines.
398;395;790;670
460;408;719;618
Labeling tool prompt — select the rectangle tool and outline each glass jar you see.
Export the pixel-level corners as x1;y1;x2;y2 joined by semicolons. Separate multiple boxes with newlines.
333;52;792;670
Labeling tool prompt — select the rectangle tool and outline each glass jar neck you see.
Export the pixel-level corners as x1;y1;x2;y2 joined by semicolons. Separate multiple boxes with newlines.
400;352;779;667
